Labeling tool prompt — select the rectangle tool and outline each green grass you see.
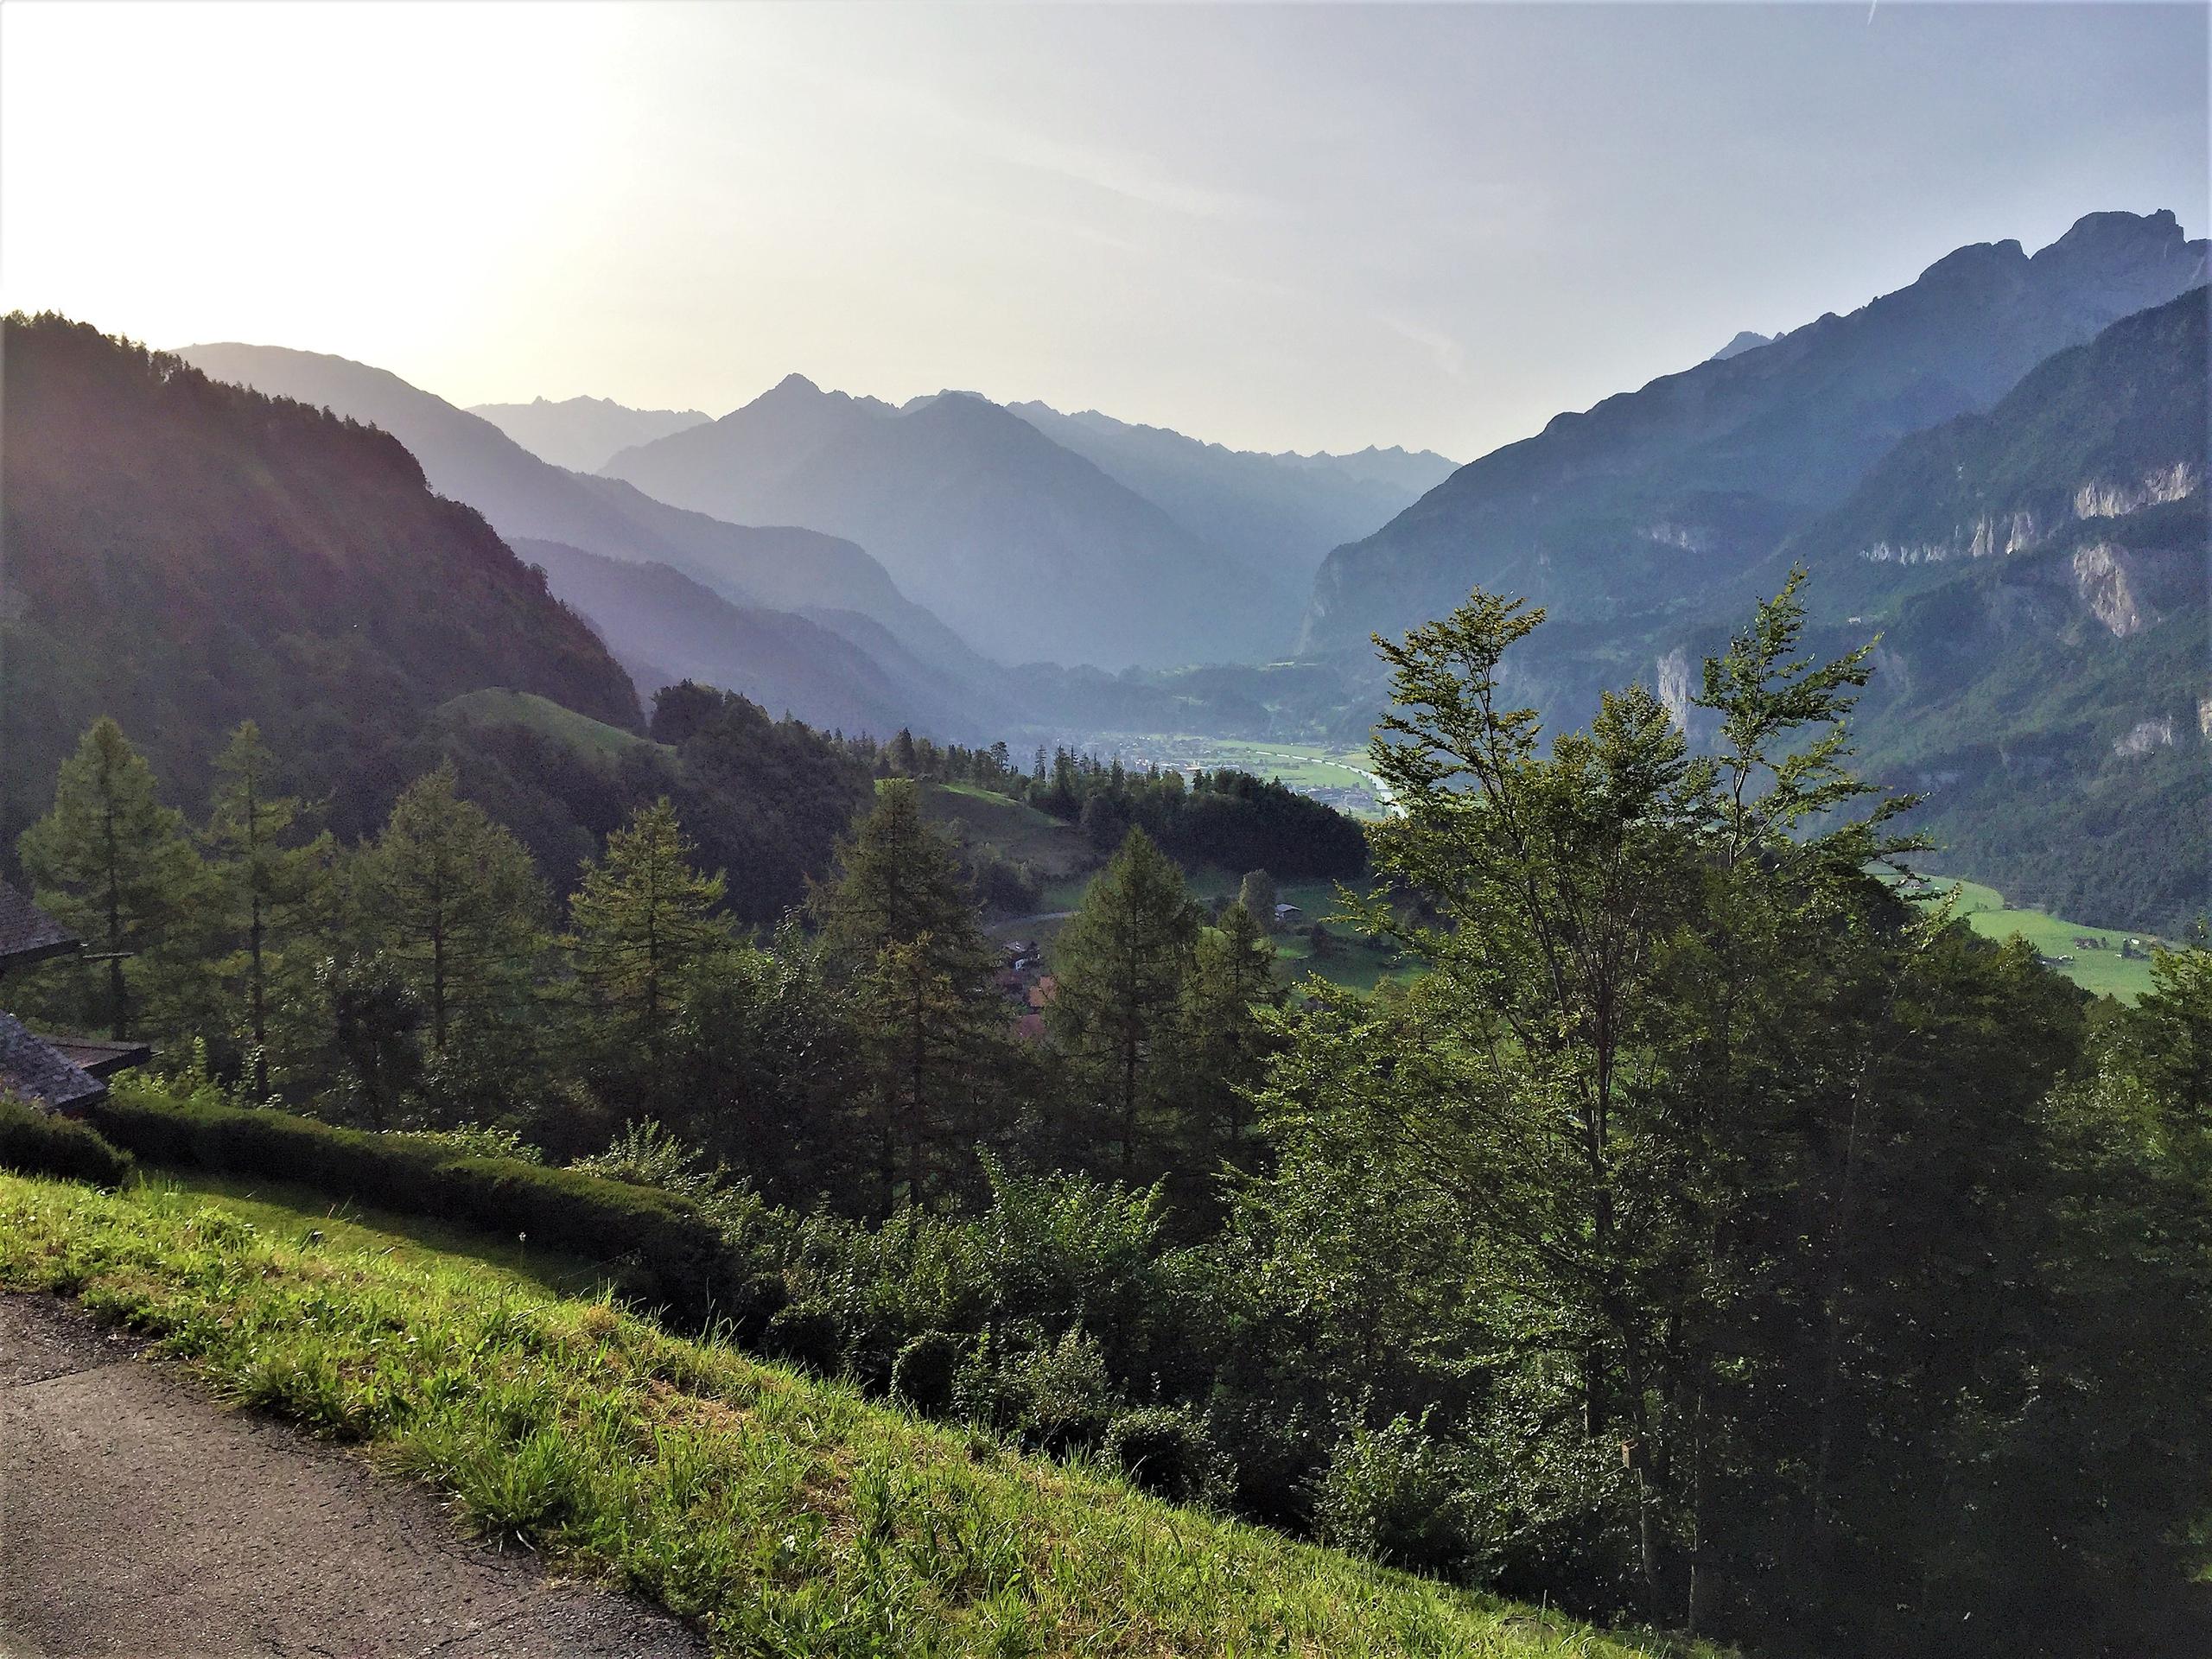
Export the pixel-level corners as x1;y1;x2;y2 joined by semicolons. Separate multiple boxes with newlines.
1903;875;2172;1001
915;782;1101;883
1184;870;1416;995
134;1167;608;1299
437;688;658;761
0;1171;1707;1659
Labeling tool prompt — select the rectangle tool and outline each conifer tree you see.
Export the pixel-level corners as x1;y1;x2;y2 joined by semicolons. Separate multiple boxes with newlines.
204;721;334;1098
1237;869;1278;931
816;779;1005;1209
1179;899;1283;1169
570;797;728;1068
17;716;201;1039
1048;825;1198;1173
365;763;543;1054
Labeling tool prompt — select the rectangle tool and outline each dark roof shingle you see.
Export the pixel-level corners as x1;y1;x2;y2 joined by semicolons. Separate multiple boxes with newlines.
0;880;79;970
0;1012;107;1113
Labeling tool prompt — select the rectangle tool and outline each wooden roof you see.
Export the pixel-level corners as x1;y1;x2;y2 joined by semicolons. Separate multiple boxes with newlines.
46;1034;153;1080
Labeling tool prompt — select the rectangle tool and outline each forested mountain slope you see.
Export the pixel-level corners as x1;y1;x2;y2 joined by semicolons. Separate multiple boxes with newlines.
1784;287;2210;931
602;376;1283;668
0;313;638;850
178;344;988;715
513;538;998;741
1302;209;2207;651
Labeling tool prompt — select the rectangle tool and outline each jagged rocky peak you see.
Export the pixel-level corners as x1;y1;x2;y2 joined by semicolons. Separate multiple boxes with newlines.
2032;207;2209;298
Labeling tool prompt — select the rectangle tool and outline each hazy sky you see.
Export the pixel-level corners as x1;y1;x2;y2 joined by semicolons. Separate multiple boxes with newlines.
3;3;2203;457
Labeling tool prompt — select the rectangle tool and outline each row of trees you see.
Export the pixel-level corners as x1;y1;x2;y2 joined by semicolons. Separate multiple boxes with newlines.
13;718;1286;1213
839;725;1370;882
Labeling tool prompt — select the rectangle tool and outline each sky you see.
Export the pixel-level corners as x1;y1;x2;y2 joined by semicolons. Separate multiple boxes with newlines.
3;3;2204;459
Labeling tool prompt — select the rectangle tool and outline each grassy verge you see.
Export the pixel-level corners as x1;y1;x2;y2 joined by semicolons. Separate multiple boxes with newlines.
134;1167;606;1298
0;1171;1704;1659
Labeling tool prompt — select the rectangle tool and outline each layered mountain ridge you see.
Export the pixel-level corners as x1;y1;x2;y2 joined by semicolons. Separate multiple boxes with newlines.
467;394;708;474
1301;209;2208;652
177;344;994;736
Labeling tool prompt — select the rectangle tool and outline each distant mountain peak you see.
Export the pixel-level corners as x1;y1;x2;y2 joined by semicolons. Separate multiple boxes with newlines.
770;372;822;396
1709;331;1771;362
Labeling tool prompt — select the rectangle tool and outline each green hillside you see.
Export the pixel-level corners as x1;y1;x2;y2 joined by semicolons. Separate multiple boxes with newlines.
0;1170;1699;1659
437;687;662;761
915;781;1101;884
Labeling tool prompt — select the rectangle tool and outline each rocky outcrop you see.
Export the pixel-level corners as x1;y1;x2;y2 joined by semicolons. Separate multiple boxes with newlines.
2113;717;2177;757
1656;647;1696;730
2075;461;2200;520
2072;543;2160;638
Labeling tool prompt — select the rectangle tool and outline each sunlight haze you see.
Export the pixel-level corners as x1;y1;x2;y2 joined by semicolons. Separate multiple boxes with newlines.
3;1;2203;454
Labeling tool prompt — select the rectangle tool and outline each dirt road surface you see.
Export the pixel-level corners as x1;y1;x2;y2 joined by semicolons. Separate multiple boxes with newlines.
0;1294;702;1659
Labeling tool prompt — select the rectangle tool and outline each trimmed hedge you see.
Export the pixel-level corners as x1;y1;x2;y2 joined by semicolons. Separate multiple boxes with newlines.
84;1092;753;1325
0;1097;135;1187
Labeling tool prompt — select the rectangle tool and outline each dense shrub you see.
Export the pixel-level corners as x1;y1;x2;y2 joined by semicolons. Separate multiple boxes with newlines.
761;1301;842;1374
1312;1415;1482;1576
961;1326;1120;1454
1105;1405;1228;1504
890;1329;963;1412
0;1096;134;1187
86;1079;752;1324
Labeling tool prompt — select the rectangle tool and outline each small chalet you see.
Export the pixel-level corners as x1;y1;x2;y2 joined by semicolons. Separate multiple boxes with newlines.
0;880;149;1116
1273;902;1304;925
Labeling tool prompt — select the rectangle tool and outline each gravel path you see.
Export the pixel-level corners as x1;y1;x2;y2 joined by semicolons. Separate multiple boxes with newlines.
0;1294;702;1659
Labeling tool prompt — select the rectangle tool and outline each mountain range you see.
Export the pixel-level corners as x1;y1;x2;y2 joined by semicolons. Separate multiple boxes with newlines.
1272;210;2208;933
176;344;998;737
600;378;1282;667
106;207;2206;934
467;394;709;473
1303;209;2208;652
1783;286;2208;931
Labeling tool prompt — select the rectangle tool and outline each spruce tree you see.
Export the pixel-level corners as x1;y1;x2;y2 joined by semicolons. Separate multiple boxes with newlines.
1048;825;1198;1173
17;716;201;1039
1237;869;1278;931
365;763;543;1055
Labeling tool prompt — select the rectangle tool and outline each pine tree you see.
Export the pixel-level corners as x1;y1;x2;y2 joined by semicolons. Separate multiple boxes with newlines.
204;721;334;1099
570;798;728;1071
365;763;543;1055
1048;825;1198;1173
17;717;201;1039
816;779;1005;1210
